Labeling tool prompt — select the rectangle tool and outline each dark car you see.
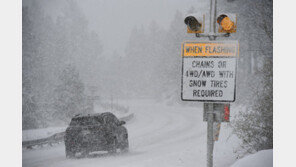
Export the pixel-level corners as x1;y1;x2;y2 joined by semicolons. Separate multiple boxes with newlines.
64;112;129;158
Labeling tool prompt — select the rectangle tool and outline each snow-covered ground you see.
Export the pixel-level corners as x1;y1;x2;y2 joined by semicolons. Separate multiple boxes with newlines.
22;127;66;142
23;99;254;167
231;149;273;167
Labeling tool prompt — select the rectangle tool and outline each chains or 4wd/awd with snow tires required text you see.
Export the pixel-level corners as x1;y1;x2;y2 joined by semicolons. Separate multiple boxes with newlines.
64;112;129;158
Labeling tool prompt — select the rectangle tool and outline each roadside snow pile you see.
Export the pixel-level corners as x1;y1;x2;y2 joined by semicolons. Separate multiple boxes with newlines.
23;101;133;142
22;127;66;142
231;149;273;167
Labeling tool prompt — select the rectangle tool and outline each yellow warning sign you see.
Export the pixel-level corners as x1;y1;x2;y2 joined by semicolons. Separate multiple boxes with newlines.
182;42;238;57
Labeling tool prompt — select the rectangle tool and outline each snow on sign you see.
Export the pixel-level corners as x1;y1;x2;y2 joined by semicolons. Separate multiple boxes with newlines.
181;41;239;102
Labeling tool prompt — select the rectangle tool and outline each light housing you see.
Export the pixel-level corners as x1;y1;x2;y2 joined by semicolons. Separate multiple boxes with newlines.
217;13;237;33
184;14;205;34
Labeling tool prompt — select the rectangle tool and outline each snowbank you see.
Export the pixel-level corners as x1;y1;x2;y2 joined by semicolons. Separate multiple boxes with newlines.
22;127;66;142
231;149;273;167
23;101;133;142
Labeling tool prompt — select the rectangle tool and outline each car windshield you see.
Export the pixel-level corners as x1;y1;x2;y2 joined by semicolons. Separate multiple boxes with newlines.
103;113;120;125
70;116;102;126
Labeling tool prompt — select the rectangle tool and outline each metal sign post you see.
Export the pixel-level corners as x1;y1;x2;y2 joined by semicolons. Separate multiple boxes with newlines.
207;1;217;166
209;0;217;40
206;103;214;167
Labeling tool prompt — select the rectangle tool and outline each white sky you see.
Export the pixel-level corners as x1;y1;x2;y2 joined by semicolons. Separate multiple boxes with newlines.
77;0;209;56
24;0;210;56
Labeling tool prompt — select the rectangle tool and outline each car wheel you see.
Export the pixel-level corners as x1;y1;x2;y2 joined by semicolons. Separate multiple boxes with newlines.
108;137;118;154
65;147;75;158
119;138;129;153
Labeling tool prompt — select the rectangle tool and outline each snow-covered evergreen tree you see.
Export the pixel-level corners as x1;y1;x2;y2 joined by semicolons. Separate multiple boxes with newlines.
22;0;103;129
52;64;91;125
232;58;272;153
230;0;273;153
22;6;40;129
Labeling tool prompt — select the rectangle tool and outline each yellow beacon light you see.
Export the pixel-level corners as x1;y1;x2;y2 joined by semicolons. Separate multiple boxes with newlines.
184;14;205;34
217;14;237;33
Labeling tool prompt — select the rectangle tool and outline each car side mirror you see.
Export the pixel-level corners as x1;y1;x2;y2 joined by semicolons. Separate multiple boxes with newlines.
118;121;126;126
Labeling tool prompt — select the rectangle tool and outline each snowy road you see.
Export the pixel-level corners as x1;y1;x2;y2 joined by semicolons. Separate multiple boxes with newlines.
23;100;237;167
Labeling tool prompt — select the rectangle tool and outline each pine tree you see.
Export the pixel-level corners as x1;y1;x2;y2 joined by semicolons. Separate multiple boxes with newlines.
232;58;272;152
22;6;39;129
230;0;273;153
52;65;90;125
22;0;103;128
